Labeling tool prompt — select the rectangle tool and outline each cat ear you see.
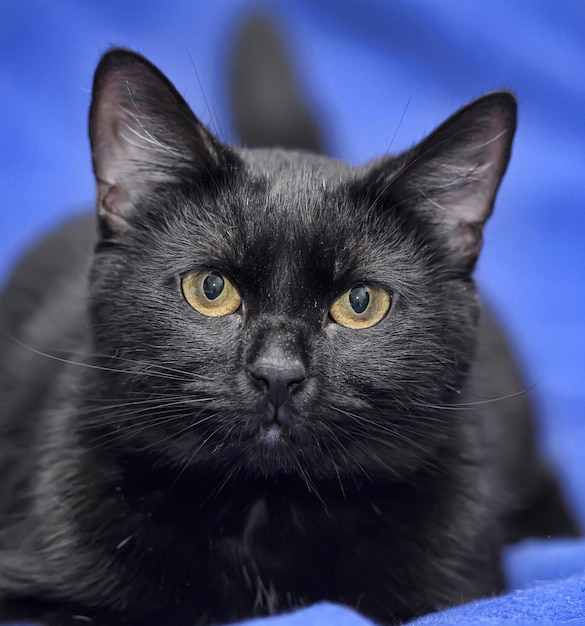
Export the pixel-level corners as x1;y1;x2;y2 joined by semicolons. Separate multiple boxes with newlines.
379;92;516;268
89;48;227;231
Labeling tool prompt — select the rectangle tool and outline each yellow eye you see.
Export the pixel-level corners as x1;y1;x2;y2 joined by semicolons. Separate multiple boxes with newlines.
330;284;391;329
181;270;241;317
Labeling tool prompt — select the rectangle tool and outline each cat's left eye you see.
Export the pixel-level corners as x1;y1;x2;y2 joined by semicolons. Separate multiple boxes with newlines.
181;270;241;317
330;284;392;329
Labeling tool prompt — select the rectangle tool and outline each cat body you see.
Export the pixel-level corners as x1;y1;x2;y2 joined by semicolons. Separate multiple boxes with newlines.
0;46;577;626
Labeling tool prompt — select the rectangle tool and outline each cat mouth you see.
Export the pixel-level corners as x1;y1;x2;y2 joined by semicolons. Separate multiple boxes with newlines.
238;419;310;474
253;422;295;455
258;423;284;445
217;402;319;474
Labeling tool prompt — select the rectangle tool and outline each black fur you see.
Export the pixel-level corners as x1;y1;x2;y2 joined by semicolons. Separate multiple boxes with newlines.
0;40;578;626
229;14;327;153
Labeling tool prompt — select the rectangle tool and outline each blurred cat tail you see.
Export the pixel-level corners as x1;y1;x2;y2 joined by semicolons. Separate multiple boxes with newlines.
228;12;328;154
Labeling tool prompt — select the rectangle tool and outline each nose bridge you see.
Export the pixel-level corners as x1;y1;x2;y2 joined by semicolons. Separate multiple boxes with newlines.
265;232;312;315
246;318;310;416
248;317;308;369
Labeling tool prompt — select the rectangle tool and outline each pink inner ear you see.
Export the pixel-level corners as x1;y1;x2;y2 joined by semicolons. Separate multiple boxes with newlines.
91;93;131;186
465;124;511;220
90;67;225;230
92;83;178;193
396;96;516;265
89;50;231;234
435;155;503;225
453;220;484;258
97;181;132;230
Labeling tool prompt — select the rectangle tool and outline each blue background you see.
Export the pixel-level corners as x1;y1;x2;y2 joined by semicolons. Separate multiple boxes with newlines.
1;1;584;624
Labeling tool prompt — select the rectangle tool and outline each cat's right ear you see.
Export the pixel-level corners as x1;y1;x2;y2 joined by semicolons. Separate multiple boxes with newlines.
89;48;230;233
367;92;516;271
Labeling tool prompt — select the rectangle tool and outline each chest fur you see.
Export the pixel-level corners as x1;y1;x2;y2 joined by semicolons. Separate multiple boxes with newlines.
108;477;449;625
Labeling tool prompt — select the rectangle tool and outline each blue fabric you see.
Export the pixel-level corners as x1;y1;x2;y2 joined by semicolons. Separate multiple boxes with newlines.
1;1;584;624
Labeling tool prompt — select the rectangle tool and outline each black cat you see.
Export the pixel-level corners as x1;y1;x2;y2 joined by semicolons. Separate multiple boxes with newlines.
0;30;578;626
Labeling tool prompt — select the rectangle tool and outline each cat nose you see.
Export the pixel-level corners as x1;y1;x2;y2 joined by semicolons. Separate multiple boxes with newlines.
248;359;306;409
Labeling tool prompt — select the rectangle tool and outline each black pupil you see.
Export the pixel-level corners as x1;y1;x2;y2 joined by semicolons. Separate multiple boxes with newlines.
349;286;370;314
203;272;225;300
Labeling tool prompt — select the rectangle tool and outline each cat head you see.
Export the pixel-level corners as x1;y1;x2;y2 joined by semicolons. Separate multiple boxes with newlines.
85;49;516;481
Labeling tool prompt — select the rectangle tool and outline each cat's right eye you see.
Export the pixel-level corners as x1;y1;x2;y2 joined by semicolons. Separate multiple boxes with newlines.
330;284;392;329
181;270;241;317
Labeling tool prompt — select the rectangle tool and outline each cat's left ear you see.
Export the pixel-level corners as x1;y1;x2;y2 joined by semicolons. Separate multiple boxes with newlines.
89;48;231;232
376;92;516;269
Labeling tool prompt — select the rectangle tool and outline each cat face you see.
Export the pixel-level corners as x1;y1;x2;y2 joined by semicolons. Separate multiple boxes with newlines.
85;49;516;480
